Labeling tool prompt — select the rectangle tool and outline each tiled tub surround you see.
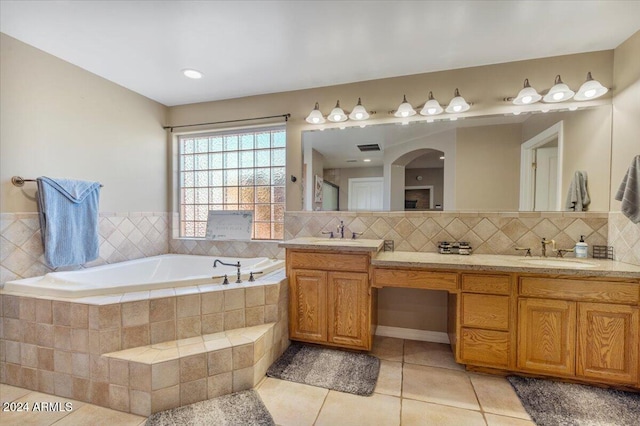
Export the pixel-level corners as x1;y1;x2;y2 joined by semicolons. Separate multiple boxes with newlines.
285;211;609;257
0;212;169;283
0;271;289;416
609;211;640;266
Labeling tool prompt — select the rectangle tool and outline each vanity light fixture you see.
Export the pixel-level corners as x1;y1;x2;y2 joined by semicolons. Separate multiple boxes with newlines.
543;75;574;103
305;102;326;124
182;69;203;79
394;95;417;118
512;78;541;105
574;72;608;101
420;91;443;115
348;98;370;121
445;88;470;113
327;100;348;123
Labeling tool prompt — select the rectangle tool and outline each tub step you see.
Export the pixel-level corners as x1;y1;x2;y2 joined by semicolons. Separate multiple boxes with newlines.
101;323;277;415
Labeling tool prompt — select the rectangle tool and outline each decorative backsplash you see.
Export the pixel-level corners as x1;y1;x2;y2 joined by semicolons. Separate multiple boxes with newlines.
284;211;609;257
609;212;640;266
0;212;169;283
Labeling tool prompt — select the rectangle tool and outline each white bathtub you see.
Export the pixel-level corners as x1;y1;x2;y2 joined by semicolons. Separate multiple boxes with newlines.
2;254;284;298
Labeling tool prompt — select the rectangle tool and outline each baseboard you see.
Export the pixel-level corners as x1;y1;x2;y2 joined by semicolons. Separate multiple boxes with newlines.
375;325;450;344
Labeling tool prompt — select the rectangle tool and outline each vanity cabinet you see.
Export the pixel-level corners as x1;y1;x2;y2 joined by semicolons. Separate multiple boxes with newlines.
459;273;514;369
517;276;640;385
287;249;373;350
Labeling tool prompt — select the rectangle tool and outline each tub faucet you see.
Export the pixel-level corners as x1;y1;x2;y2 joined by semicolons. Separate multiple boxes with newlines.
337;220;345;239
213;259;242;283
541;238;554;257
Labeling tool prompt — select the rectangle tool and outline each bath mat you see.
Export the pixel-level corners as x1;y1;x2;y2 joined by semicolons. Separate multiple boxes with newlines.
507;376;640;426
145;390;274;426
267;343;380;396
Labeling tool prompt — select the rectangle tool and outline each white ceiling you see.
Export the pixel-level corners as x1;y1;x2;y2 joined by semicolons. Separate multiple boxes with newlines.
1;1;639;107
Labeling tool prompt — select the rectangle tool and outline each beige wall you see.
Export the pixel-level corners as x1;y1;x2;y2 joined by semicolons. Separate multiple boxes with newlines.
405;167;444;208
612;30;640;206
455;124;522;210
0;34;168;213
521;107;613;211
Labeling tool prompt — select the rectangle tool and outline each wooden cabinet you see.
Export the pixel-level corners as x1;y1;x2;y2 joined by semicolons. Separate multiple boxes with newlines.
516;276;639;386
458;273;514;369
577;302;639;384
287;249;373;350
517;298;577;376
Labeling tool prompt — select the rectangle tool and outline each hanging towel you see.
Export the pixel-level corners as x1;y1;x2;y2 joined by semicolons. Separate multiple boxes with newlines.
565;171;590;211
615;155;640;224
36;177;101;268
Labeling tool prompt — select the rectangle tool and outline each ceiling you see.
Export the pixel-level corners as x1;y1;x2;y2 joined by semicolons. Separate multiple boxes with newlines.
1;1;639;107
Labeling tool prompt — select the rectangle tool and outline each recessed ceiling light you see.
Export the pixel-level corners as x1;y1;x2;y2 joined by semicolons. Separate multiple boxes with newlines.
439;156;445;160
363;159;371;162
182;69;203;79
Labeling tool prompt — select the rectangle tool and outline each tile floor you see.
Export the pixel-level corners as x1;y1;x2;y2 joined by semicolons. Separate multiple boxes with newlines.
0;336;534;426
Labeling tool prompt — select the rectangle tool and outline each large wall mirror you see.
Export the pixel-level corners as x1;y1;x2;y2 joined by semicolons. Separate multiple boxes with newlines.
302;105;612;212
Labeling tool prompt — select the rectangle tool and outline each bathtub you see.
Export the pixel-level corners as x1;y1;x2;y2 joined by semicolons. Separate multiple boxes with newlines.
2;254;284;298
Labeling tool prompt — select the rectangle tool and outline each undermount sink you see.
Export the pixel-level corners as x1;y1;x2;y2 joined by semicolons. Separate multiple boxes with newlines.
518;258;598;268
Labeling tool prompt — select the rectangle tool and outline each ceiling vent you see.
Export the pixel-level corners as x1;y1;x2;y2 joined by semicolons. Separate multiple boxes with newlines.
357;144;381;152
346;159;358;163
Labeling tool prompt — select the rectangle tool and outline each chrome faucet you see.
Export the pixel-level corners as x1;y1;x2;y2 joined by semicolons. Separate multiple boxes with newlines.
213;259;242;283
541;238;554;257
337;220;345;239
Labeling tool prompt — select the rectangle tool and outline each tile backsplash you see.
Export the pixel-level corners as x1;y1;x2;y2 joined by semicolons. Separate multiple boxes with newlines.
0;212;169;283
284;211;609;257
609;211;640;266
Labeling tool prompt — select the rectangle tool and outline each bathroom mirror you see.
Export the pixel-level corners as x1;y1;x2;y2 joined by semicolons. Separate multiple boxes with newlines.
302;105;612;212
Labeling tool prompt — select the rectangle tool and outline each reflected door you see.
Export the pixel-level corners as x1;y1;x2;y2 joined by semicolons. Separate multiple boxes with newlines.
534;146;558;211
348;177;383;211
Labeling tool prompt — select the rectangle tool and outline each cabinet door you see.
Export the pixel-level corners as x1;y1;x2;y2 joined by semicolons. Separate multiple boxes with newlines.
518;298;576;376
327;271;370;349
577;302;639;384
289;269;327;343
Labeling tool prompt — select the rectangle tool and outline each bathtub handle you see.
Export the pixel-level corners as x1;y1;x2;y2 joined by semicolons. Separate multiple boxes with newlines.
212;274;230;285
249;271;264;282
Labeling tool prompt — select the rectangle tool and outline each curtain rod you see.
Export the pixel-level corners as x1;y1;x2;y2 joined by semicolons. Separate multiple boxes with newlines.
163;113;291;132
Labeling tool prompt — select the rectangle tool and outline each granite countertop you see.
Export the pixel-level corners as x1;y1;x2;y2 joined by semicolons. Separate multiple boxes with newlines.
279;237;384;252
372;251;640;279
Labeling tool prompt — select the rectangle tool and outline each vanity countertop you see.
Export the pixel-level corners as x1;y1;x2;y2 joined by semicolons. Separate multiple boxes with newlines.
372;251;640;279
279;237;384;252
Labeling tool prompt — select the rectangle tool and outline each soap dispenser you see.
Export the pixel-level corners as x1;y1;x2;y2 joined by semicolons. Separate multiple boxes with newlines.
575;235;588;258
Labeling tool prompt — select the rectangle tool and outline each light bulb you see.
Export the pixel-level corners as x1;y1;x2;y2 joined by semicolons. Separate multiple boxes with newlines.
521;95;533;104
453;105;462;112
553;92;564;101
427;107;437;114
333;114;341;121
312;117;320;124
584;89;596;98
355;112;363;119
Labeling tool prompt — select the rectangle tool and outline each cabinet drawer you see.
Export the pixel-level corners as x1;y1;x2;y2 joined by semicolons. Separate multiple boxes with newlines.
289;251;369;273
520;277;640;304
461;294;510;330
372;268;458;291
460;328;509;368
462;274;511;294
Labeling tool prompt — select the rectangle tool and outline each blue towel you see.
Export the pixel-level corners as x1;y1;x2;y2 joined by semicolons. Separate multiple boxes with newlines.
36;177;101;268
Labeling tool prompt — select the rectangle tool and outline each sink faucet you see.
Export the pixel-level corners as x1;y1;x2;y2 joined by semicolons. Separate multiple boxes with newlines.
337;220;345;239
541;238;554;257
213;259;242;283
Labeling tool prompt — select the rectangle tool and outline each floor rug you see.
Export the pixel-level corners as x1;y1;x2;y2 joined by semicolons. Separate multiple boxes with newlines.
145;390;274;426
508;376;640;426
266;343;380;396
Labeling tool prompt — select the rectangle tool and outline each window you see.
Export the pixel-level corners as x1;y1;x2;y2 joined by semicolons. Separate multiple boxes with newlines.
178;126;286;240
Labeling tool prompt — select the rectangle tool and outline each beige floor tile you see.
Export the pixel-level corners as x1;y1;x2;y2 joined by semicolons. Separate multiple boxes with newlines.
401;398;485;426
0;391;85;426
52;404;146;426
374;360;402;397
402;364;479;411
0;384;32;402
371;336;404;362
256;378;327;426
315;391;401;426
403;340;464;371
469;374;531;420
485;413;537;426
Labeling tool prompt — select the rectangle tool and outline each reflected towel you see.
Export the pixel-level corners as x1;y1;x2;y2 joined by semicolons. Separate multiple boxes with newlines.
615;155;640;223
36;177;101;268
565;171;590;211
